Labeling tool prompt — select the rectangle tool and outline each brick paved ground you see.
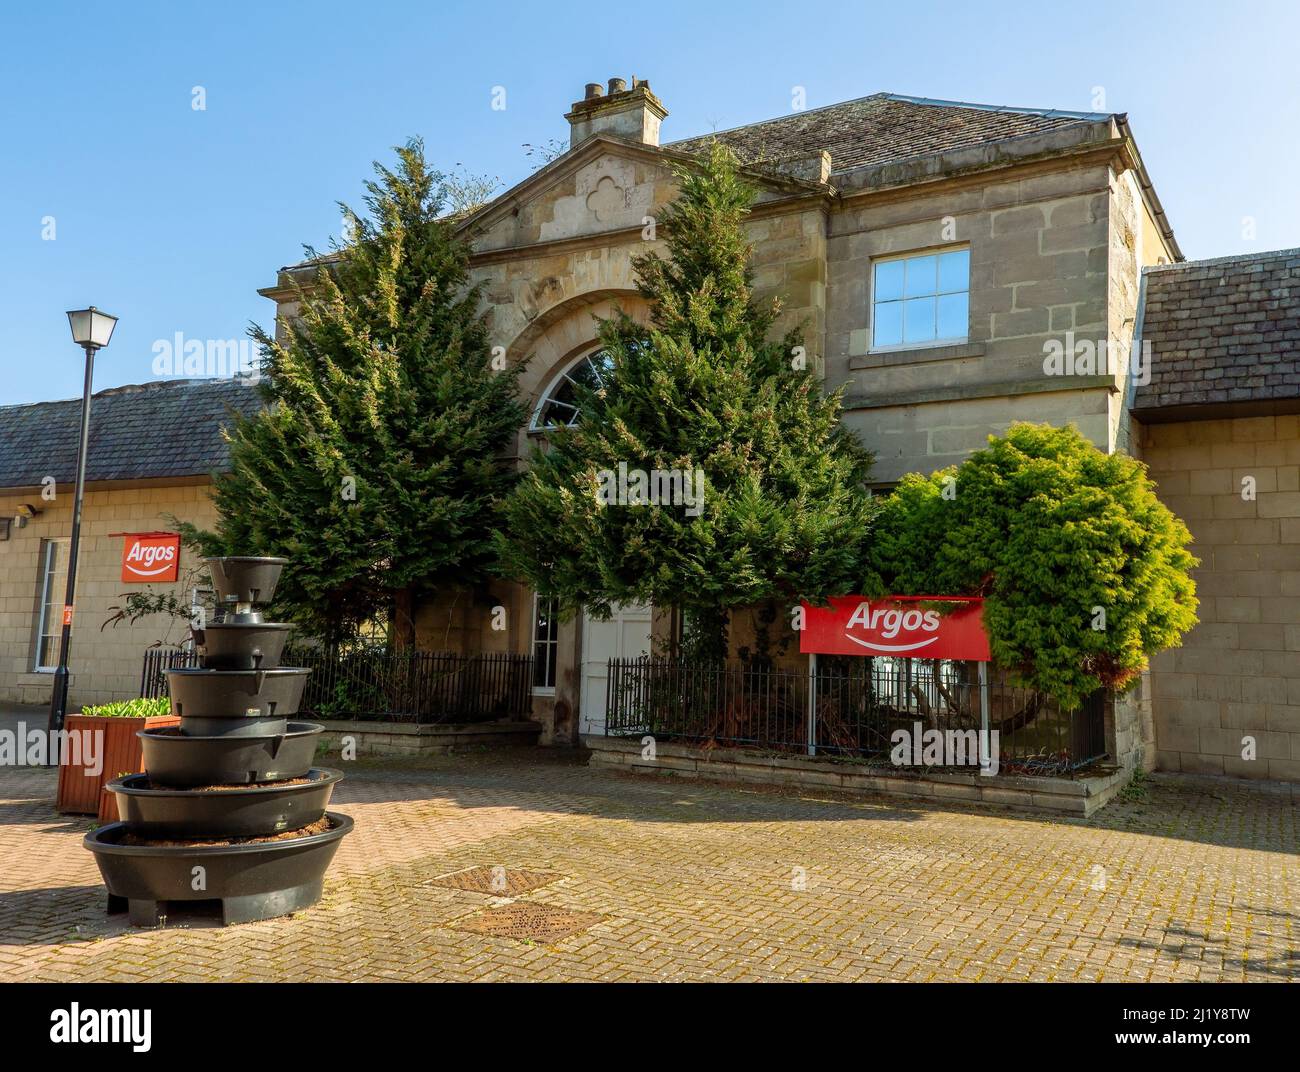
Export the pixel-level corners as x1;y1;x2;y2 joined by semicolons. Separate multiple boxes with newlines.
0;748;1296;981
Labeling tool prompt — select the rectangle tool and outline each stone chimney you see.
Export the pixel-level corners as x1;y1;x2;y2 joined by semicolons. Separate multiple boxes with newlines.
565;76;668;149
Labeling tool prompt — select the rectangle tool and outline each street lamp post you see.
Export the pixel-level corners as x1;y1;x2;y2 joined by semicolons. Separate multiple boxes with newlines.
47;306;117;738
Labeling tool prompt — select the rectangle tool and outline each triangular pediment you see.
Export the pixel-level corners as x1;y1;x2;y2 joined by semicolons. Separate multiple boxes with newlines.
460;134;828;254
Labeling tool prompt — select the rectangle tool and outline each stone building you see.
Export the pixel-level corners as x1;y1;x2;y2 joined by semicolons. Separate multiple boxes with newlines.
260;84;1180;753
15;79;1292;784
266;81;1194;760
0;379;260;707
1134;249;1300;780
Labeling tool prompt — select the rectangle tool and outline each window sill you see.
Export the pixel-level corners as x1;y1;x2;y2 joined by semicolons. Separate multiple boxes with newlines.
531;687;556;698
850;341;985;371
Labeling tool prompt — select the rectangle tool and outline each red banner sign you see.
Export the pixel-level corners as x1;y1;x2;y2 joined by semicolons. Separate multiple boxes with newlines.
121;532;180;583
800;596;991;661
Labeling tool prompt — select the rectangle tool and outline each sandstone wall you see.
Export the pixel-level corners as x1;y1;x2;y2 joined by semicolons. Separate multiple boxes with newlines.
1143;415;1300;779
0;482;217;708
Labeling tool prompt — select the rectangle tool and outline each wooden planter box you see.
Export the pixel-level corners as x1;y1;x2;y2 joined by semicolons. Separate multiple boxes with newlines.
55;713;181;820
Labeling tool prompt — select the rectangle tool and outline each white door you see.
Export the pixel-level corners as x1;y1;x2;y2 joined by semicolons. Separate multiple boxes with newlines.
579;603;652;736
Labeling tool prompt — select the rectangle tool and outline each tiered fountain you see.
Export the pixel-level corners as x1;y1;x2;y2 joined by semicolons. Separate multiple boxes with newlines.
84;556;352;927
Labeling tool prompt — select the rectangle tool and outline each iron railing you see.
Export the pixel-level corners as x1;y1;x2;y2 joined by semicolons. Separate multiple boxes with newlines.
140;646;197;697
605;655;1107;775
141;646;534;724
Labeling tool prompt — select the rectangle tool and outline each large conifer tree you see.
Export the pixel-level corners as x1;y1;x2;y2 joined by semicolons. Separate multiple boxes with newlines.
185;139;525;644
498;143;874;659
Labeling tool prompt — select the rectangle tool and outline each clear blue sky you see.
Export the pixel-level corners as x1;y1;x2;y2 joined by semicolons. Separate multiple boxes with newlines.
3;0;1297;404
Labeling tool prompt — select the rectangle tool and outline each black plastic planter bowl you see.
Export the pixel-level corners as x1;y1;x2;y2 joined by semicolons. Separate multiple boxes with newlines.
200;622;294;670
166;666;309;719
139;721;323;787
84;812;353;927
205;556;288;607
178;714;288;738
106;768;342;838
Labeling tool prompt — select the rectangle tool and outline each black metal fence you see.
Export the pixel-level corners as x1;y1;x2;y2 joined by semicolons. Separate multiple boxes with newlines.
140;647;198;698
141;646;534;724
605;655;1107;775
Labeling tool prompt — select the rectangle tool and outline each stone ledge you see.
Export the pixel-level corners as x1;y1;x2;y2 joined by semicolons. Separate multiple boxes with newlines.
849;341;986;370
584;735;1126;817
842;374;1117;411
317;719;542;757
320;718;541;736
17;673;58;705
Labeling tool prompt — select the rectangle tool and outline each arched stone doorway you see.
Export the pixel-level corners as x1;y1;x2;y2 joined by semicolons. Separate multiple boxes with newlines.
506;289;654;743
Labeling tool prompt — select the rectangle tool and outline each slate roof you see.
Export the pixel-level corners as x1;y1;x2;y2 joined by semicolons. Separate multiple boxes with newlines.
666;92;1107;174
1134;248;1300;415
0;378;264;489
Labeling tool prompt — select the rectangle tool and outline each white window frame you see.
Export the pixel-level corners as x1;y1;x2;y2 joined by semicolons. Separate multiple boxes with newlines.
529;348;613;432
34;538;70;672
868;244;971;353
530;593;559;695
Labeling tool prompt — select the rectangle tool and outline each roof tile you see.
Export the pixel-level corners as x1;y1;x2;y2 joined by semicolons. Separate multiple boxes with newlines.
666;92;1104;174
1135;249;1300;413
0;378;263;489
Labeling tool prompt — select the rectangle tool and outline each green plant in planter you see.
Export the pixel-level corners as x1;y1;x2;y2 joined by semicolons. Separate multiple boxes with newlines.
860;422;1199;709
81;697;173;719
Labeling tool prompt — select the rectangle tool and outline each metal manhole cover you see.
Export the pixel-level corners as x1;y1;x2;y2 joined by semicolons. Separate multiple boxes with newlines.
452;902;605;943
428;865;562;896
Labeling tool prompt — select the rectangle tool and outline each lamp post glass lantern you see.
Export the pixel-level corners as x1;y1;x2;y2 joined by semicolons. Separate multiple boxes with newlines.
47;307;118;740
66;307;118;349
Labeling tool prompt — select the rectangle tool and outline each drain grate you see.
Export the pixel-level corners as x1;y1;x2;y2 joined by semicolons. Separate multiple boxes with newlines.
428;865;562;897
452;901;605;943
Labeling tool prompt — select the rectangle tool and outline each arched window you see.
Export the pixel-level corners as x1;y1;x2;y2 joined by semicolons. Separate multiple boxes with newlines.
530;349;614;430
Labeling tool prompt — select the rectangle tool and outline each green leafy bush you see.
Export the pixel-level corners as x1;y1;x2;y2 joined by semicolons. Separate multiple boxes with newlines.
81;697;173;719
861;422;1199;708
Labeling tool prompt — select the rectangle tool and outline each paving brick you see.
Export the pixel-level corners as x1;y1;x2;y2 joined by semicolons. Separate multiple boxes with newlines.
0;750;1295;982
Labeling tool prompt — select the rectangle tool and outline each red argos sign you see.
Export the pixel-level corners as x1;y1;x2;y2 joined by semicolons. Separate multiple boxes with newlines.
121;532;181;583
800;596;991;661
